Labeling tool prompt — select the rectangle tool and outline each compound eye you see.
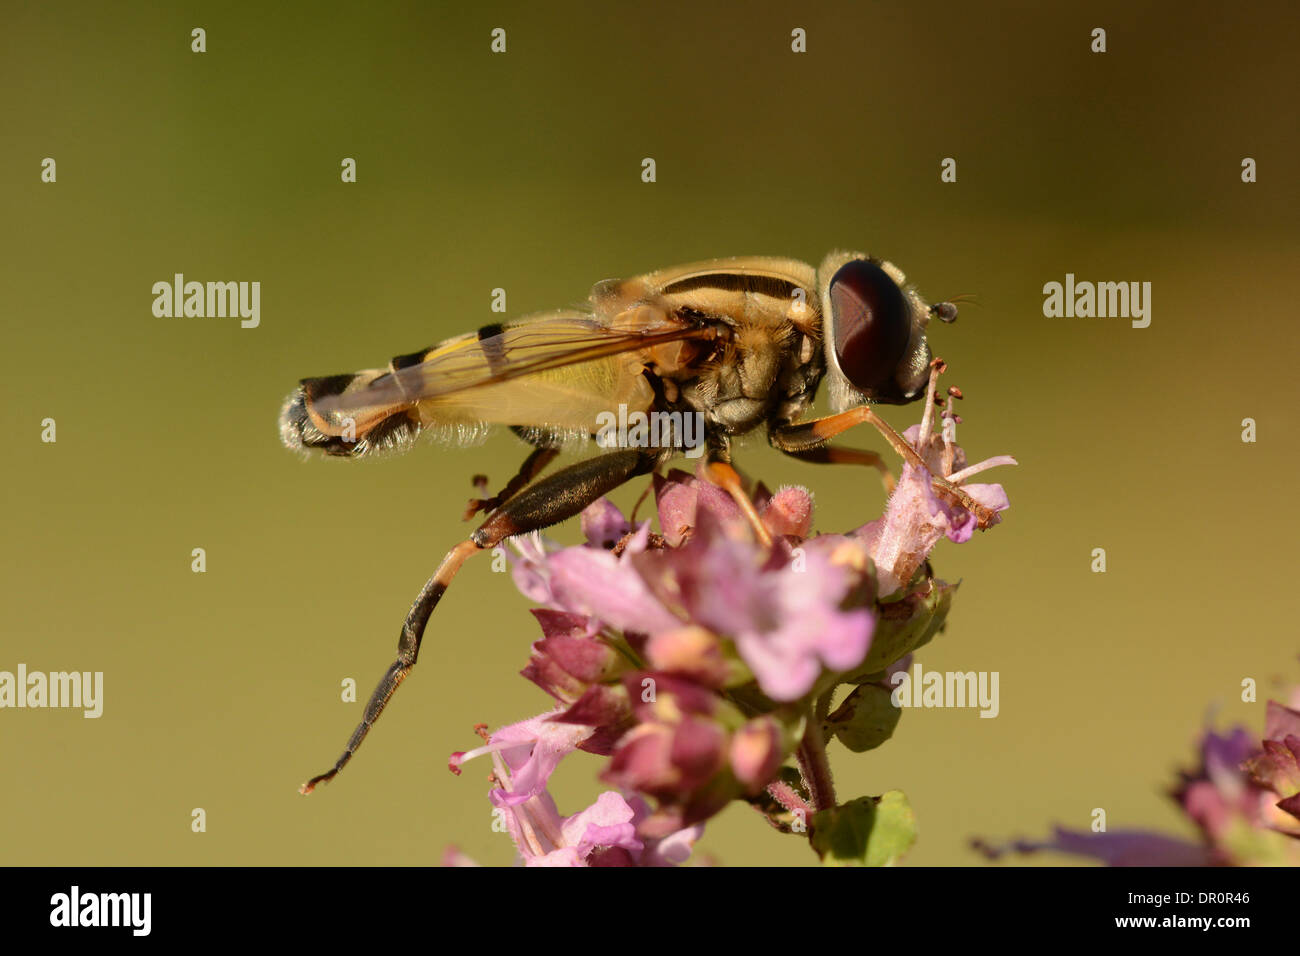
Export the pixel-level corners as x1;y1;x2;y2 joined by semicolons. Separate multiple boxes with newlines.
829;259;911;393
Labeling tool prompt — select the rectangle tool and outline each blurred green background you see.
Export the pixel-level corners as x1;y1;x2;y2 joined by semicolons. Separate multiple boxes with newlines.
3;0;1297;866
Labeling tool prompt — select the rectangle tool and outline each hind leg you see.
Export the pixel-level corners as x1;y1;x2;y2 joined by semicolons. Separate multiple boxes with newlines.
300;447;660;793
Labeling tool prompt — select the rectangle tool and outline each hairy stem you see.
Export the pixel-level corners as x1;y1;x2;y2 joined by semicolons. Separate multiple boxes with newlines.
797;692;837;813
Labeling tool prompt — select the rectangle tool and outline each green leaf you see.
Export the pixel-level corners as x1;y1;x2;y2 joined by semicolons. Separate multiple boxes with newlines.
812;791;917;866
826;683;901;752
844;577;956;681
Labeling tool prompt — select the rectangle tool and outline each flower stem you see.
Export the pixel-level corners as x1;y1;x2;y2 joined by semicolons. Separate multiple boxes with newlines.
797;692;837;812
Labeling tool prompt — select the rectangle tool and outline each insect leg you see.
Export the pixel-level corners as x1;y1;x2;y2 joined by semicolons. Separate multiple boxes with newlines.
701;436;774;547
769;409;997;529
464;444;560;520
299;539;477;795
300;447;659;794
767;433;896;494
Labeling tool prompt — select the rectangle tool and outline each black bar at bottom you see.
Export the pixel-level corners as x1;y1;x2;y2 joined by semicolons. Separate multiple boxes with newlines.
3;865;1284;942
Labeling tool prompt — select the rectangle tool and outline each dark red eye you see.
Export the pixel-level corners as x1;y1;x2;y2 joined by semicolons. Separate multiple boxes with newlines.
829;259;910;393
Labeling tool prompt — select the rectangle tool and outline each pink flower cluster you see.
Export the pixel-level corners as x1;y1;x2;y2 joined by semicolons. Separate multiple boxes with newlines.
453;390;1014;865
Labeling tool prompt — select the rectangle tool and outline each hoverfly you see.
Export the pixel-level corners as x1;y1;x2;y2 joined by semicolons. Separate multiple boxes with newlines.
281;252;993;793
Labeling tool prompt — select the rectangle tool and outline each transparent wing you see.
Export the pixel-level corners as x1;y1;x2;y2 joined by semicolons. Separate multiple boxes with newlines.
291;309;717;447
317;311;708;410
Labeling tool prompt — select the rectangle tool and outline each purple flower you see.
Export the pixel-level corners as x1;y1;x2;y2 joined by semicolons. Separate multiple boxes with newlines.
546;530;684;636
1175;727;1265;847
497;788;641;867
625;796;706;866
856;413;1014;597
653;469;745;545
588;796;706;867
976;689;1300;866
643;626;733;688
475;364;1016;857
451;712;704;866
1240;700;1300;832
516;476;878;704
517;791;642;868
580;496;633;548
631;508;874;702
759;485;816;539
729;716;787;794
972;828;1213;867
449;714;640;866
450;710;594;808
521;609;625;704
600;671;800;830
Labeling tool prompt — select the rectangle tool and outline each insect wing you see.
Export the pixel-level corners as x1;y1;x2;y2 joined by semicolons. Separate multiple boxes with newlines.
307;309;716;438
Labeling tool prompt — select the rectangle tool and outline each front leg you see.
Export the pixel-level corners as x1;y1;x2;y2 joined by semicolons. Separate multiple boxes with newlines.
699;432;774;548
769;407;997;529
300;447;661;794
